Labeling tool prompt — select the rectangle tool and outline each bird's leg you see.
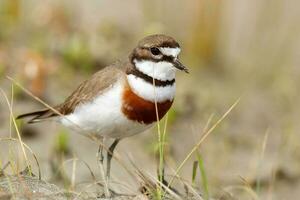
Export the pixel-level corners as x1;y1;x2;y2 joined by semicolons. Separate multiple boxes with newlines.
106;139;120;179
157;167;168;187
158;168;180;195
97;141;104;165
96;137;105;175
96;137;111;197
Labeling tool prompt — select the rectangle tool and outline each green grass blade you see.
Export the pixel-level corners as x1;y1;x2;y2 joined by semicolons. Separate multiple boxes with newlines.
196;151;209;200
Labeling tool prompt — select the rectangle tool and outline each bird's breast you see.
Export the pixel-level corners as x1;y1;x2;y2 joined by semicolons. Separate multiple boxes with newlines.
121;83;173;124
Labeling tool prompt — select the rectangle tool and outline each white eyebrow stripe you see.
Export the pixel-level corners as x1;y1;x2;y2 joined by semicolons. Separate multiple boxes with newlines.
159;47;181;57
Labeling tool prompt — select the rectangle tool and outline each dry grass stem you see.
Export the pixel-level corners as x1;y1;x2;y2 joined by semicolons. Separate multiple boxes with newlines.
0;88;31;173
167;98;240;191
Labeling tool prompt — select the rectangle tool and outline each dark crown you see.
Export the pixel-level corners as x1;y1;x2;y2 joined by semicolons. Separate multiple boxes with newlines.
137;34;180;48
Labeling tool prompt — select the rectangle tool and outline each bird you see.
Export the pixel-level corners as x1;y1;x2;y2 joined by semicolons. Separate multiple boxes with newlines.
17;34;188;181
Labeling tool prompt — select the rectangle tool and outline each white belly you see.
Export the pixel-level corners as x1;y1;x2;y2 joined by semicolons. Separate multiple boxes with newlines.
60;81;152;138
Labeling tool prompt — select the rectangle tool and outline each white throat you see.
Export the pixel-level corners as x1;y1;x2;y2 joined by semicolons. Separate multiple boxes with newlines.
133;59;176;81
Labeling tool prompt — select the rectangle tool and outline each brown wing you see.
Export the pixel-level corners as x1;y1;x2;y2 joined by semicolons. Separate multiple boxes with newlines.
17;63;126;123
58;66;124;115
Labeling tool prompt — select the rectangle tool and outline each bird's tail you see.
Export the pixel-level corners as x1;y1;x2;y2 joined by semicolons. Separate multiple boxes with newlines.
16;109;58;123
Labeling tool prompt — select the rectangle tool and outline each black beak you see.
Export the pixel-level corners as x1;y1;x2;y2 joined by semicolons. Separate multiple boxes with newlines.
173;59;189;73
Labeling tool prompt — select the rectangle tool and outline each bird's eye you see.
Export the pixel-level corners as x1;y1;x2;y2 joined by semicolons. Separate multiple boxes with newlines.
150;47;160;56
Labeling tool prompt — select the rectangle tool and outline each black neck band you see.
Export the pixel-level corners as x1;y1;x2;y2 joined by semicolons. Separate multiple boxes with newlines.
126;67;175;87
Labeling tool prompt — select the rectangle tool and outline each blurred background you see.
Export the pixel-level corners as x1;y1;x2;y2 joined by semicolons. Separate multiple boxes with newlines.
0;0;300;199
